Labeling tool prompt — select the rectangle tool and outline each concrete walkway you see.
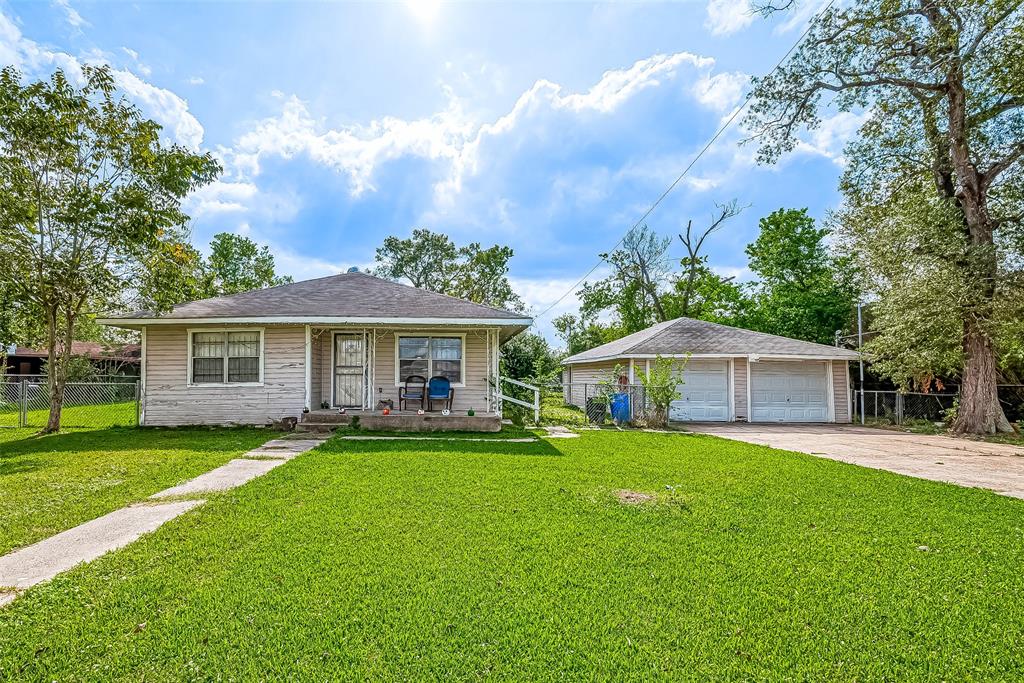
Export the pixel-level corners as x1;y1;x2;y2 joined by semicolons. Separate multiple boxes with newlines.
0;433;327;607
685;423;1024;499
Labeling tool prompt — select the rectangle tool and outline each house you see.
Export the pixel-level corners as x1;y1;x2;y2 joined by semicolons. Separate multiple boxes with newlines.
561;317;860;423
3;342;141;378
97;272;532;428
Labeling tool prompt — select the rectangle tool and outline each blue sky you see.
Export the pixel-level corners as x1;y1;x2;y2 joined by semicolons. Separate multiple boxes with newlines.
1;0;859;341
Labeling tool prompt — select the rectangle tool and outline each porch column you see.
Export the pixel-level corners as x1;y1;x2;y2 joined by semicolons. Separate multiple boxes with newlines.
304;324;312;411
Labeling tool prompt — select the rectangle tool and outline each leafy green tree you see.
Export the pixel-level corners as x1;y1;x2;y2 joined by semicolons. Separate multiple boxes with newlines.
206;232;293;296
743;209;857;345
500;332;562;383
0;66;220;432
746;0;1023;433
373;228;524;310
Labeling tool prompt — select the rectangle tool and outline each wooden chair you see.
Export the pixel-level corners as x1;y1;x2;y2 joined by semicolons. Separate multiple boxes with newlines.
399;375;427;411
427;376;454;411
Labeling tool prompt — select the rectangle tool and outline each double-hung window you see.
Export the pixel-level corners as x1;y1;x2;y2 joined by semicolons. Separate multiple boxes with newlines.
397;336;463;385
190;330;262;385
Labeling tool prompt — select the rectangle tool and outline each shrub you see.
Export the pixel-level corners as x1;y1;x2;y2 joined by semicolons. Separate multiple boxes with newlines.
638;356;686;428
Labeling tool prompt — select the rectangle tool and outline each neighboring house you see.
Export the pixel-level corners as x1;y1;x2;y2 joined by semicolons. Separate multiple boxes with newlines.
3;342;141;377
561;317;860;423
97;272;532;427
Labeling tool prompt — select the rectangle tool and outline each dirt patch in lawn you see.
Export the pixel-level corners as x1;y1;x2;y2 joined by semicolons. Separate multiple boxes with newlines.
615;489;655;505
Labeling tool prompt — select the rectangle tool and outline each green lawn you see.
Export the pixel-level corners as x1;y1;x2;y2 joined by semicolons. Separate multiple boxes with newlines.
2;430;1023;679
0;427;273;555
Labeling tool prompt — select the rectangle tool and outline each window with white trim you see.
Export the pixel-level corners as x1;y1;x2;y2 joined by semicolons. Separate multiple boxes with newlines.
190;330;262;384
398;336;463;384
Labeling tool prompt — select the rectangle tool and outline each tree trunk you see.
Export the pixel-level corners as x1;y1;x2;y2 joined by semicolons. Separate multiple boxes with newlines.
953;319;1013;434
42;304;67;434
944;63;1014;434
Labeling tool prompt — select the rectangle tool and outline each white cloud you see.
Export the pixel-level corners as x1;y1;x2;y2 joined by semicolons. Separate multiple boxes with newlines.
186;180;259;215
186;76;205;85
221;51;715;206
121;46;151;76
692;71;749;112
705;0;754;36
794;110;870;165
113;69;204;148
0;9;203;149
53;0;87;28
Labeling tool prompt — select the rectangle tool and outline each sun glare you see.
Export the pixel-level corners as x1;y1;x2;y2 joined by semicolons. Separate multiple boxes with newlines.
406;0;442;25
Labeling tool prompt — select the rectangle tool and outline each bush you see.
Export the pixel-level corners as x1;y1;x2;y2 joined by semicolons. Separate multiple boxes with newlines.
638;356;686;428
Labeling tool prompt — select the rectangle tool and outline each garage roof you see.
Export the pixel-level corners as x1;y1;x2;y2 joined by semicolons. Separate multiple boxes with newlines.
562;317;860;363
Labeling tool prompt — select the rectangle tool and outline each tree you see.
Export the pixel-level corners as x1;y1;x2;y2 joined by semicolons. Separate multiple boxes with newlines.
743;208;857;345
673;201;746;317
576;206;746;340
577;225;672;334
746;0;1024;433
205;232;293;296
0;66;220;432
500;332;562;383
373;228;524;310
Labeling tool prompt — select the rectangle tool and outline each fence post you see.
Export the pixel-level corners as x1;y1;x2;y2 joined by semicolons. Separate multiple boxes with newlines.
134;380;141;426
533;387;540;425
896;393;904;425
19;379;27;428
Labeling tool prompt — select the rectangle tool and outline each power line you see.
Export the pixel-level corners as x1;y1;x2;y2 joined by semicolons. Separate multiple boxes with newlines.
531;0;837;324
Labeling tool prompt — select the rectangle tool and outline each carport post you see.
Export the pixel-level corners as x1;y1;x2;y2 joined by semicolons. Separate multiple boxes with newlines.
857;302;865;425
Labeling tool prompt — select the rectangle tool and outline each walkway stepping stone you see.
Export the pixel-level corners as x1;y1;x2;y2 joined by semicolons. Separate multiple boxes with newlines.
0;500;203;591
150;458;285;498
544;426;579;438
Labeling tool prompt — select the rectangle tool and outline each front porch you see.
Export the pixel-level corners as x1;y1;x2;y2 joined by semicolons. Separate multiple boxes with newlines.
303;325;503;419
296;408;502;433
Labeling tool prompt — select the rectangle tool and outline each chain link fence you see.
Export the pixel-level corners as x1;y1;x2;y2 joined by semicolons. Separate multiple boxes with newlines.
853;386;1024;426
0;380;139;429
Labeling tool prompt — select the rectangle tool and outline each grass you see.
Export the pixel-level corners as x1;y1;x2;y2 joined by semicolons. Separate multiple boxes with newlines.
1;400;137;430
1;430;1023;679
0;426;273;555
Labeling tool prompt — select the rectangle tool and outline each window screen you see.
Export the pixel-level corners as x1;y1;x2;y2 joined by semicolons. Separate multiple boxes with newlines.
191;330;261;384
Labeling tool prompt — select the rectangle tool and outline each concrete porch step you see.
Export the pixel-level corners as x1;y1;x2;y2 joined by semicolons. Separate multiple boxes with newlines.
296;411;501;433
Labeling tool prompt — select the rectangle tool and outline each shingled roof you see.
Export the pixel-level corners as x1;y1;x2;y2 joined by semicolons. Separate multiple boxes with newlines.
563;317;859;363
100;272;531;325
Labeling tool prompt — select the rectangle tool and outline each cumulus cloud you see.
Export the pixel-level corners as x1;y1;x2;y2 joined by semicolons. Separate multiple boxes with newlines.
692;70;749;112
221;51;718;209
0;9;203;149
705;0;754;36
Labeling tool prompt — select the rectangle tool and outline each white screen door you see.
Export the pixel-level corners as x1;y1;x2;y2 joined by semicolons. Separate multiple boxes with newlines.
333;333;365;408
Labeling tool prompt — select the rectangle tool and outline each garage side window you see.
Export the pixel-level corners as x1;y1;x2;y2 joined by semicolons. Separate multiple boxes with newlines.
397;336;462;384
190;330;262;384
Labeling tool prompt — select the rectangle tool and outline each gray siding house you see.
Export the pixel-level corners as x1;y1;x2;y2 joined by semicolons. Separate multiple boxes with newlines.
562;317;859;423
98;272;531;426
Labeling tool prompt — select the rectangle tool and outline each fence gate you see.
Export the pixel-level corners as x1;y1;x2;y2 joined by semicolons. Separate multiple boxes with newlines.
1;380;140;429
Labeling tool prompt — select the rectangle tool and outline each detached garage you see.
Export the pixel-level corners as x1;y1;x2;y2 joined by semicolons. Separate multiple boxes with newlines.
561;317;859;424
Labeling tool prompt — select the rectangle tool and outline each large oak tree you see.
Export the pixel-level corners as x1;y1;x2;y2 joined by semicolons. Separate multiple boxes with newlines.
746;0;1024;433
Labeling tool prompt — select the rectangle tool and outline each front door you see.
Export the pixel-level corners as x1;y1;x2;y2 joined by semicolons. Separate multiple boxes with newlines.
333;333;365;408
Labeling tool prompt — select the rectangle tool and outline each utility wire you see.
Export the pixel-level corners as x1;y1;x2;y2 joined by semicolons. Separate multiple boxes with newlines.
531;0;837;324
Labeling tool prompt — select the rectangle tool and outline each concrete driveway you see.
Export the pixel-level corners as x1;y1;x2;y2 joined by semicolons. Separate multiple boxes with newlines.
684;423;1024;500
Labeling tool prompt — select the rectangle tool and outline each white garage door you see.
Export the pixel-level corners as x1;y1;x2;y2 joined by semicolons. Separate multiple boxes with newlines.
669;360;730;422
750;361;830;422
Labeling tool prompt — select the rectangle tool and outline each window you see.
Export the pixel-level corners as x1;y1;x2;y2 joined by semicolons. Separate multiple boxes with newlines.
397;336;463;384
190;330;262;384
